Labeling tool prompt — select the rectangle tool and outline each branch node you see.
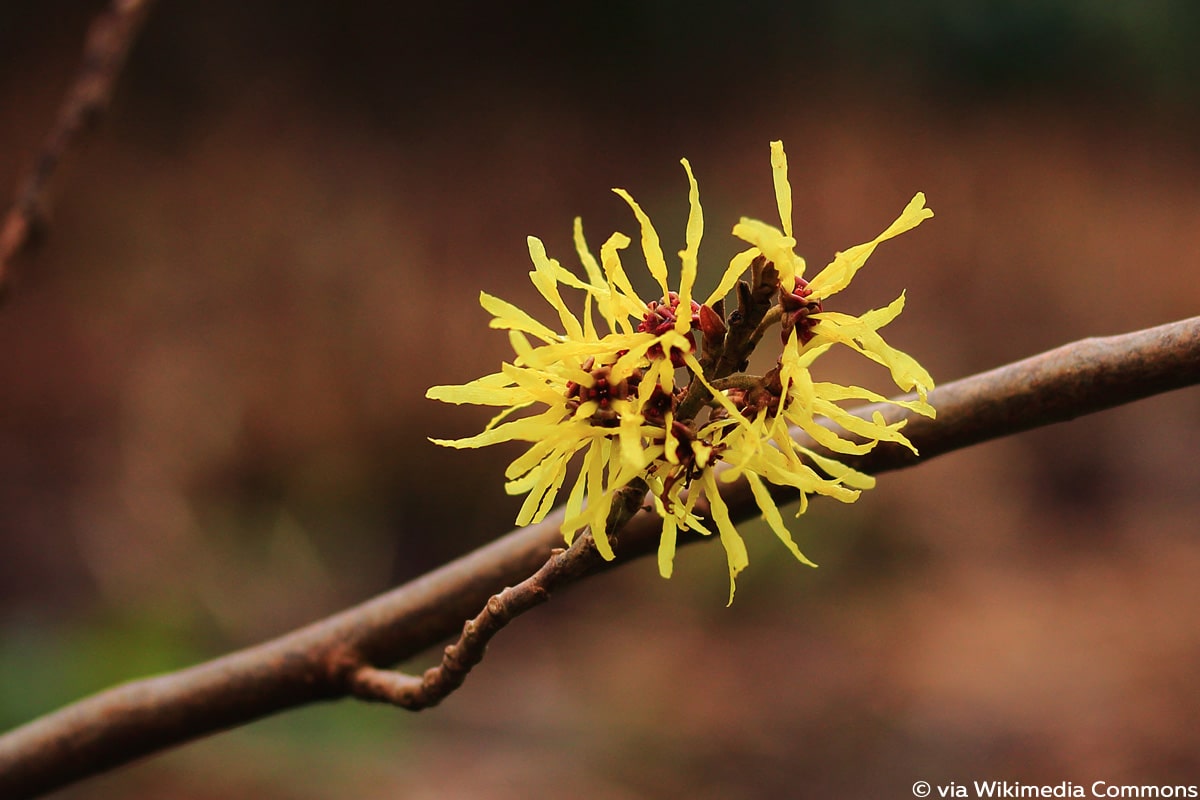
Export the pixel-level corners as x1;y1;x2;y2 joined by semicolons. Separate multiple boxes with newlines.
346;665;427;710
485;593;508;618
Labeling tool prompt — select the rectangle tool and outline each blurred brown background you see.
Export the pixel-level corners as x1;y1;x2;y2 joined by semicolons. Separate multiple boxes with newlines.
2;2;1200;798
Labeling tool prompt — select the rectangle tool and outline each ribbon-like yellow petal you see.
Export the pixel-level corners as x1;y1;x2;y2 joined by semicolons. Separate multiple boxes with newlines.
613;188;671;299
808;193;933;299
770;140;793;239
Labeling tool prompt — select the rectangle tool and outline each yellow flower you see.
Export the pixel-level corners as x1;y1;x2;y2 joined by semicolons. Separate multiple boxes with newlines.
429;142;935;603
638;351;885;605
735;141;936;410
428;159;742;561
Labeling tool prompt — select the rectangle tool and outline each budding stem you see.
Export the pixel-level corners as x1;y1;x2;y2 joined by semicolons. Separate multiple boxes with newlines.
748;304;783;353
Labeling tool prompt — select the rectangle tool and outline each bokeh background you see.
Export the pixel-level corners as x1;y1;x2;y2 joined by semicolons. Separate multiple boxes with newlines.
3;2;1200;798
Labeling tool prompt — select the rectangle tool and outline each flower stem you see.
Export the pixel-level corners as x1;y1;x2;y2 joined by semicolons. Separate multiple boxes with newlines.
749;304;783;352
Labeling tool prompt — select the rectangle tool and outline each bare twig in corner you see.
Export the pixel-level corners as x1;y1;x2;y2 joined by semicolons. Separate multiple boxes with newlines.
0;0;157;298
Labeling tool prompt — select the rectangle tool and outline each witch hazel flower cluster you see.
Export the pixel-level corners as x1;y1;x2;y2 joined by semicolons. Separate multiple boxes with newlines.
427;141;934;602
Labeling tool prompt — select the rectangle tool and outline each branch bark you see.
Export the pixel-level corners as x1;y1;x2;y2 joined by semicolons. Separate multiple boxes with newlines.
1;315;1197;798
0;0;156;299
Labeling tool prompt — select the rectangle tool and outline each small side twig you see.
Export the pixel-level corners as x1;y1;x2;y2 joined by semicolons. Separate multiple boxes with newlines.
0;0;156;298
748;304;783;352
348;533;597;709
345;478;649;710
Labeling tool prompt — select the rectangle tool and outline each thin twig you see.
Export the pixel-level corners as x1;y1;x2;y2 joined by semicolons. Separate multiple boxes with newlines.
348;532;596;709
0;316;1198;798
347;479;647;710
748;303;782;351
0;0;156;298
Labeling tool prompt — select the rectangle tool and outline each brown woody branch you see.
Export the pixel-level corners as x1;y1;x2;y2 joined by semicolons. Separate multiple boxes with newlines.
0;0;156;298
0;316;1197;798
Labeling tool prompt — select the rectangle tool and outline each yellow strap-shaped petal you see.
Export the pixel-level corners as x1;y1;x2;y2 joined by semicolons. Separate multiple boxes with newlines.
810;397;916;454
572;217;606;288
574;218;635;336
747;472;816;567
789;413;878;456
811;380;931;414
813;302;935;401
807;193;933;299
770;141;793;239
675;158;703;333
480;291;559;343
657;515;678;579
426;370;525;406
798;445;876;491
704;247;758;307
561;438;609;548
499;362;571;407
513;439;579;527
527;237;584;340
702;471;749;606
613;188;670;299
599;231;643;332
586;439;616;559
428;407;564;449
563;441;593;534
